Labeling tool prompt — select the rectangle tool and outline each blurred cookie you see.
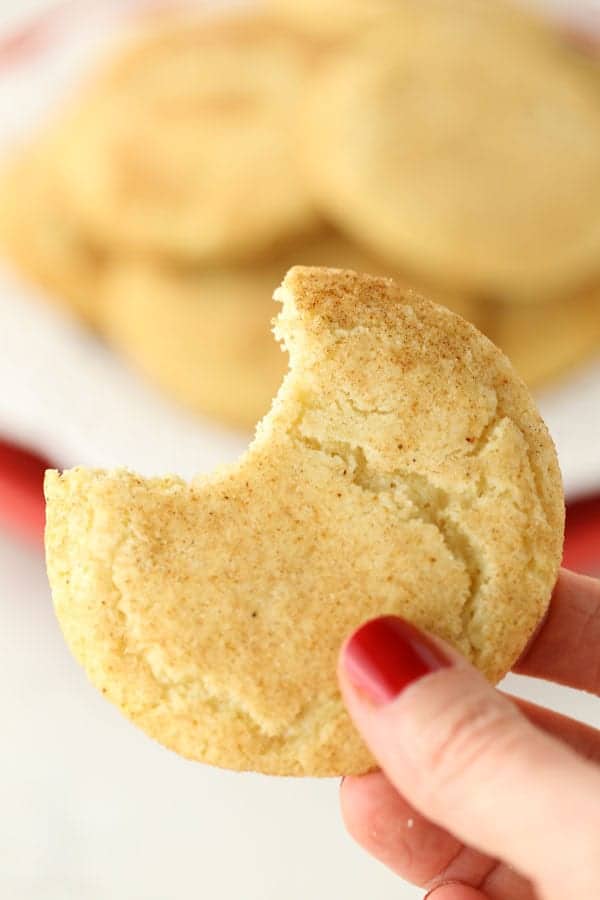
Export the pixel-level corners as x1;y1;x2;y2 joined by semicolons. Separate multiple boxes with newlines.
303;3;600;300
58;13;316;262
486;289;600;387
0;143;104;323
268;0;533;39
101;233;394;429
45;267;564;776
102;260;287;430
267;0;395;38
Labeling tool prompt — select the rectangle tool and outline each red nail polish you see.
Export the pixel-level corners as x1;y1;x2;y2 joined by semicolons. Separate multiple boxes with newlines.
343;616;450;706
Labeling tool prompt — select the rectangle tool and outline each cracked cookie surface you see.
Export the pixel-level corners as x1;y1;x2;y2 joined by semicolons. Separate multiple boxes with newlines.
45;267;564;776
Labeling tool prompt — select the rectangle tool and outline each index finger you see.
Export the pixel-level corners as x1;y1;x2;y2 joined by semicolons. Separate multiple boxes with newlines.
513;568;600;695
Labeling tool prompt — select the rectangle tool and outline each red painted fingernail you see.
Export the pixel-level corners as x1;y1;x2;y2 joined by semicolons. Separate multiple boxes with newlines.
343;616;451;706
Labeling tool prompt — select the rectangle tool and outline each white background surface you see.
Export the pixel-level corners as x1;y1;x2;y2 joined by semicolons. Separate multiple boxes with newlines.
1;3;599;899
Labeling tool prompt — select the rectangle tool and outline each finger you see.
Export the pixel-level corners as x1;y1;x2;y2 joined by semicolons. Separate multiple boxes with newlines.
514;568;600;694
342;771;535;899
342;696;600;894
341;771;466;884
425;886;488;900
339;616;600;899
515;697;600;765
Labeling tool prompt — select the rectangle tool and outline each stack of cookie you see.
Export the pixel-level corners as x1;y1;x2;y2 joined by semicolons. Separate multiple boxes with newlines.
2;0;600;430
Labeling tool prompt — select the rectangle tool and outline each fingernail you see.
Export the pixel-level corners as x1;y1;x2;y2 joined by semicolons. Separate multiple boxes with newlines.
343;616;451;706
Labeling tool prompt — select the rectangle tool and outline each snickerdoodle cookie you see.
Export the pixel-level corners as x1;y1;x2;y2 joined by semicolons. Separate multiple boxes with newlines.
45;268;564;775
303;4;600;300
0;142;104;323
58;13;315;262
100;234;396;429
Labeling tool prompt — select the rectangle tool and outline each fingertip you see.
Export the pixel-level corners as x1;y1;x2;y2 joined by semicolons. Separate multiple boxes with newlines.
339;770;386;836
340;770;417;874
425;883;489;900
340;770;467;887
340;770;404;846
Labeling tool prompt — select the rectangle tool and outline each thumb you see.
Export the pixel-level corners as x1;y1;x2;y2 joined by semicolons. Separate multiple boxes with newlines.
338;616;600;899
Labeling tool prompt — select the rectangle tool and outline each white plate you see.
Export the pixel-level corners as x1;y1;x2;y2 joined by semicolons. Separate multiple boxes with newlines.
0;0;598;497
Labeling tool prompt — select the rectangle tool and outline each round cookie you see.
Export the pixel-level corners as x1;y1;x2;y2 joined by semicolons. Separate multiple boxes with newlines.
100;234;401;430
0;143;105;324
45;267;564;776
58;13;316;262
101;259;288;430
485;288;600;387
302;4;600;300
267;0;396;38
268;0;535;39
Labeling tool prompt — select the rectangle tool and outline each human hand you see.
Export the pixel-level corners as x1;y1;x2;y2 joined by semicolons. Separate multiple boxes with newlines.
338;568;600;900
